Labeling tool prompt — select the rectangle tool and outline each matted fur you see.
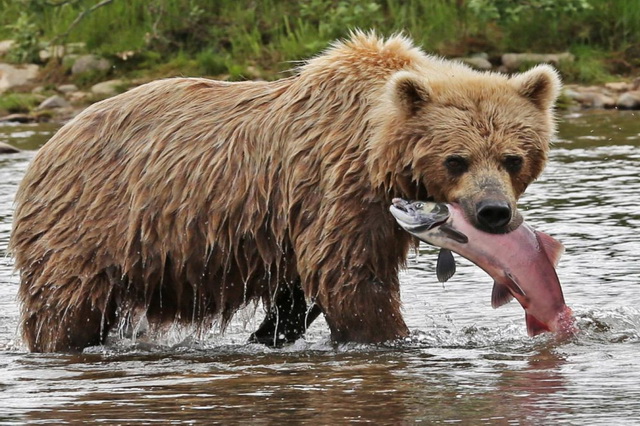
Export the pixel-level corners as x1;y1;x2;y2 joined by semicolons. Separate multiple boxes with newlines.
10;31;561;351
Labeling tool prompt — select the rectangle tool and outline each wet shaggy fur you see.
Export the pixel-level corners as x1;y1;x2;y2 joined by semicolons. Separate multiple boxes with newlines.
10;32;561;352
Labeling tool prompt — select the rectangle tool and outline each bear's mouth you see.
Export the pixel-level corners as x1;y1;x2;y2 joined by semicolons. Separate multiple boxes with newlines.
404;177;431;203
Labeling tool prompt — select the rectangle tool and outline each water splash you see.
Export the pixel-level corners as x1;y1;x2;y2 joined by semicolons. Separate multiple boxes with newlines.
572;305;640;344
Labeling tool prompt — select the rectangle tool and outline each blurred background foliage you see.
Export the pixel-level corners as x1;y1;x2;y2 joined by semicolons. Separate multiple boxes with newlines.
0;0;639;83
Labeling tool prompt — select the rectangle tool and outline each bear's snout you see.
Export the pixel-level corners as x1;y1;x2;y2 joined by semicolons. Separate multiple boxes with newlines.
475;199;512;233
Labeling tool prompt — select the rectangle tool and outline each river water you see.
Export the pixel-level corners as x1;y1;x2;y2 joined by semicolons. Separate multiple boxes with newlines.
0;111;639;424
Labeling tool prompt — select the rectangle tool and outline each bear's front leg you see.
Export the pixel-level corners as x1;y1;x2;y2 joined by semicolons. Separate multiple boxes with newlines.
295;219;412;343
249;279;322;346
317;272;409;344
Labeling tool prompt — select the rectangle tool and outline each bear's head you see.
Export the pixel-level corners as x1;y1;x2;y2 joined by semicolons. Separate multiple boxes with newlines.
368;64;561;234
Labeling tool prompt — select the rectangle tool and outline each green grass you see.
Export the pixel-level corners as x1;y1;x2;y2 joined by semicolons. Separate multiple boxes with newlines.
0;93;41;114
0;0;639;84
557;46;614;84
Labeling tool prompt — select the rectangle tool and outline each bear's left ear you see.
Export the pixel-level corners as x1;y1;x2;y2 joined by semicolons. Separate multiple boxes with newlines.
510;64;562;111
388;71;431;117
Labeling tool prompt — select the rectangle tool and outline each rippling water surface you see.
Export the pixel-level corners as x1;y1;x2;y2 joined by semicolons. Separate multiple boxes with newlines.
0;111;639;424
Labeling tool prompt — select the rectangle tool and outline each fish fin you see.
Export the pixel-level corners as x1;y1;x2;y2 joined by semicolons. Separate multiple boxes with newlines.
491;281;514;308
536;231;565;267
505;272;526;297
436;249;456;282
439;224;469;244
525;312;551;336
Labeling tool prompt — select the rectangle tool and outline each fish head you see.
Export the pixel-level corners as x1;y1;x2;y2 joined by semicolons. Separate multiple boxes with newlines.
389;198;450;234
390;199;471;248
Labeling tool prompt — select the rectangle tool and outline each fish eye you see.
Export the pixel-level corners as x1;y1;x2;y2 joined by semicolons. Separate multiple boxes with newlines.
414;202;424;209
444;155;468;175
503;155;524;173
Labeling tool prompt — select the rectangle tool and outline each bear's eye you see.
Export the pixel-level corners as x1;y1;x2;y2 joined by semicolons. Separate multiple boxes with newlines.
503;155;524;173
444;155;468;175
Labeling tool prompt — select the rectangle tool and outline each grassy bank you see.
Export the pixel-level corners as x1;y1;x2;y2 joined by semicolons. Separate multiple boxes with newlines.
1;0;639;84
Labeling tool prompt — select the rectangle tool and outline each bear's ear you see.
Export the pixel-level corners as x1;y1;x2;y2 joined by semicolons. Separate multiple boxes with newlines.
389;71;431;116
511;64;561;111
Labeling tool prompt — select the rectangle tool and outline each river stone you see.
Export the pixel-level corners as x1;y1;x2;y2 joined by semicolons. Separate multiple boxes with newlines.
71;54;111;75
39;45;66;62
0;40;14;57
616;91;640;109
501;52;574;72
605;81;631;92
0;141;20;154
563;88;580;100
68;91;89;103
592;93;616;109
564;88;615;109
57;84;79;94
0;113;32;123
457;56;492;70
0;63;40;93
91;79;124;96
37;95;70;110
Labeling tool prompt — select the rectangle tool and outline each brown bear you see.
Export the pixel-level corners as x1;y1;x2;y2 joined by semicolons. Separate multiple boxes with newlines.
10;32;561;352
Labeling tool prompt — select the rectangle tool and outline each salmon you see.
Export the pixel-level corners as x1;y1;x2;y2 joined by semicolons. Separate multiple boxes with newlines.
390;198;575;337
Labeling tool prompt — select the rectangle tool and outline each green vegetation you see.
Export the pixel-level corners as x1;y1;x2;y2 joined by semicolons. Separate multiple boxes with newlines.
0;0;639;84
0;93;41;114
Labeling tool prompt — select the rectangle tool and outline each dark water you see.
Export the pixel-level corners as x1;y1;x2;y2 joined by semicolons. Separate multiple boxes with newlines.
0;111;639;424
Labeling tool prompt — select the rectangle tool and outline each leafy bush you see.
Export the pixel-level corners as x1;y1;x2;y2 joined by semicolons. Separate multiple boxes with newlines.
0;93;41;114
5;12;41;63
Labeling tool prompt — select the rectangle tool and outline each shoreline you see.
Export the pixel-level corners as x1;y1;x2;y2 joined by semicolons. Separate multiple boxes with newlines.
1;74;639;126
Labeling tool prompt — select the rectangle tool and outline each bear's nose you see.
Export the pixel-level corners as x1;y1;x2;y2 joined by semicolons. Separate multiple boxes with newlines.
476;200;511;232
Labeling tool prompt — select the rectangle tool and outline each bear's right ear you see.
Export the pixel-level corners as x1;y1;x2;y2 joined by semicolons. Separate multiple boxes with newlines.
510;64;562;111
389;71;431;117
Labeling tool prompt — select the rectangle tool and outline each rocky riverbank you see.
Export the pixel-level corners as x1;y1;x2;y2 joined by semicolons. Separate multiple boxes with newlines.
1;40;639;125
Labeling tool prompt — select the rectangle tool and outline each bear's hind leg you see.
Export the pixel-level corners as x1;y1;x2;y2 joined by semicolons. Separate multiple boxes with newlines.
249;280;321;347
20;274;117;353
